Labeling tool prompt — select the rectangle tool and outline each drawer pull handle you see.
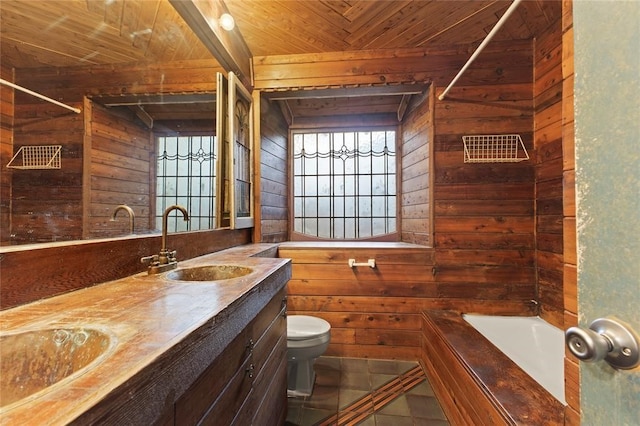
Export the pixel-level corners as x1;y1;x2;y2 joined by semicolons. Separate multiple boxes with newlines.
246;363;255;378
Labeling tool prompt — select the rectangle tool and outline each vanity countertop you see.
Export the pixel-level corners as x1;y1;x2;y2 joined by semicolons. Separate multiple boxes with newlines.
0;243;290;424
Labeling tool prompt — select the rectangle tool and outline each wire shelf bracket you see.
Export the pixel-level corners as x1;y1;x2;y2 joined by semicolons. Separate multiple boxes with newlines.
462;134;529;163
7;145;62;170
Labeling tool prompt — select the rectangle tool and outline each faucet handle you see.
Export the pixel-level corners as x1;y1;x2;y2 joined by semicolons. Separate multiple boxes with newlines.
159;249;177;264
140;254;159;265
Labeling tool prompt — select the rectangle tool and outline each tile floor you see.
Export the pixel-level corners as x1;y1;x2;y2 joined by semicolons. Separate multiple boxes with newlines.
285;357;450;426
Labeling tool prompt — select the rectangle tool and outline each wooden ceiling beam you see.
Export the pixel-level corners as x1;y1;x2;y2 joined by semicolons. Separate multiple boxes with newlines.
169;0;253;88
397;94;411;122
276;100;294;126
289;113;399;130
263;83;429;101
132;106;154;129
92;93;215;106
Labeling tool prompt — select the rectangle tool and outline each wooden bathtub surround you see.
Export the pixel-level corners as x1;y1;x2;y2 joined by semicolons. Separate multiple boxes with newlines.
421;310;564;425
0;244;290;425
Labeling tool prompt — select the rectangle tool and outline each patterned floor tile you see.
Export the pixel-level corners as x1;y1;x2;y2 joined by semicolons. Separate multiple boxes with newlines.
286;357;450;426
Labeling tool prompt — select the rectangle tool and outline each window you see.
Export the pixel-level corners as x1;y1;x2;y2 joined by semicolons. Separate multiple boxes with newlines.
216;71;254;229
292;129;397;240
156;135;216;232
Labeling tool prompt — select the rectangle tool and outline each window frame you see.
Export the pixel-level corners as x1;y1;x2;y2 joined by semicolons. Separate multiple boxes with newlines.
216;72;255;230
288;125;401;242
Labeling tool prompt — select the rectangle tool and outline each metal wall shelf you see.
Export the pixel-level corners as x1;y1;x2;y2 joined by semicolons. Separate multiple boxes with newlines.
7;145;62;170
462;134;529;163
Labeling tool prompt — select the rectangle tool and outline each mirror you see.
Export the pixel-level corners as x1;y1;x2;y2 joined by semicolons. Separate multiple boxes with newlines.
0;0;222;245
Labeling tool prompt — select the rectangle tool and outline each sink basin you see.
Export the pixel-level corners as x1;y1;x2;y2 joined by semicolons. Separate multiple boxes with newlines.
0;327;114;409
166;265;253;281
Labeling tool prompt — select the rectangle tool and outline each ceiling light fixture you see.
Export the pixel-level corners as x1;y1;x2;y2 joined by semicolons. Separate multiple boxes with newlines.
219;13;235;31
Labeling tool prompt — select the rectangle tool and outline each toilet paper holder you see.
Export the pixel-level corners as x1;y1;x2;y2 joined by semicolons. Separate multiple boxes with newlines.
348;258;376;268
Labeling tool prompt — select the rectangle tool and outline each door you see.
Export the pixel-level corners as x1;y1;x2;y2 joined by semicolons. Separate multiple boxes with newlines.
573;1;640;424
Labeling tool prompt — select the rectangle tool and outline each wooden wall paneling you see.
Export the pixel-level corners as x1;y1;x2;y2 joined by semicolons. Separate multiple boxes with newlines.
258;95;289;243
253;40;533;90
432;45;535;313
86;102;153;238
280;244;434;359
561;0;579;420
11;101;84;244
534;5;564;327
4;4;573;415
0;65;14;244
0;228;251;310
15;60;221;102
279;244;435;265
400;87;433;245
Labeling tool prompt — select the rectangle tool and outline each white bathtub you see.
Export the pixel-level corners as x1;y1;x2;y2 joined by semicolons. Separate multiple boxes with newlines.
463;314;566;405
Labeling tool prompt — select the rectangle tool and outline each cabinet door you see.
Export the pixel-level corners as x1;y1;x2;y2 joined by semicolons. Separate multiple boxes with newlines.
174;326;251;425
233;291;287;426
175;289;287;426
199;356;254;426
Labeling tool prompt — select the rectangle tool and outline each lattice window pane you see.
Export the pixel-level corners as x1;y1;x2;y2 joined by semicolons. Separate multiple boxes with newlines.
293;129;396;239
156;135;216;231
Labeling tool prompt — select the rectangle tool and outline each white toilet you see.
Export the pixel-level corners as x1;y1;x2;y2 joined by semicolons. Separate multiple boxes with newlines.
286;315;331;397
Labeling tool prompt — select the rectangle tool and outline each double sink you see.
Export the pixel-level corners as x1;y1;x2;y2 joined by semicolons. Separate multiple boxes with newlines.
0;255;267;416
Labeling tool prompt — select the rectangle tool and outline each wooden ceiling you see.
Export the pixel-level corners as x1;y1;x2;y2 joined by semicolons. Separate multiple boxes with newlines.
1;0;558;123
224;0;556;56
0;0;211;69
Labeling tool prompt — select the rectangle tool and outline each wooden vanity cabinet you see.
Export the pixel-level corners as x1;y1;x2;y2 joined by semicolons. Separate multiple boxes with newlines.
175;288;288;425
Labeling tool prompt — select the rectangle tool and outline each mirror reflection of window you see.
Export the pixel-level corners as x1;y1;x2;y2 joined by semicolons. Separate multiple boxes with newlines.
233;98;251;218
155;135;217;232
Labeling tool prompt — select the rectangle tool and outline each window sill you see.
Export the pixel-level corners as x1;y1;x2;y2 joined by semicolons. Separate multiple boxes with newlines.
278;241;431;250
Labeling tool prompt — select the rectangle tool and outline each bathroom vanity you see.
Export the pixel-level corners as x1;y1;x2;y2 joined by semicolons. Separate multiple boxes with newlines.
0;244;290;425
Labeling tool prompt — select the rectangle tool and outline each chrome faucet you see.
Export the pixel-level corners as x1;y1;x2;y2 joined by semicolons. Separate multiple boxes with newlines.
110;204;135;234
141;205;189;274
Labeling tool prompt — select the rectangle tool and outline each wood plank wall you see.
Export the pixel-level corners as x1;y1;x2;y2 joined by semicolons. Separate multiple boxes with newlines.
433;52;537;313
86;102;153;238
534;11;565;328
0;229;251;310
280;243;435;360
561;0;580;423
253;40;534;91
0;66;14;244
11;101;84;243
3;60;222;243
15;59;220;102
266;39;541;359
400;89;433;246
257;95;289;243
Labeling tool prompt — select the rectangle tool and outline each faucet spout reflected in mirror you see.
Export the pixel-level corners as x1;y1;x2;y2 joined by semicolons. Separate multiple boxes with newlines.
110;204;135;234
141;205;189;274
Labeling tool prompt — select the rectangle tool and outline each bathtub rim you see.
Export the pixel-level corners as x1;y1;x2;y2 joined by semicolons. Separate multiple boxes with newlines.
462;313;566;405
420;309;566;426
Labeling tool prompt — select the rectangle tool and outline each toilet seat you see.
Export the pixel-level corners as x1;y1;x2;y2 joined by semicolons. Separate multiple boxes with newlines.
287;315;331;341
